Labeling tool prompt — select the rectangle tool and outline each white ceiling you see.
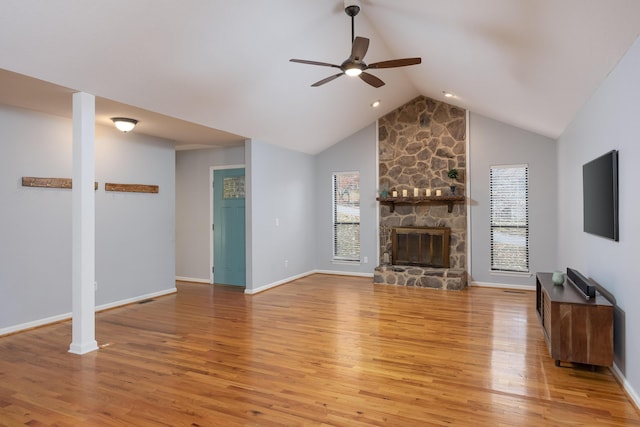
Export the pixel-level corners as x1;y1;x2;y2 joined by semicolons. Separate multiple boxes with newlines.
1;1;639;154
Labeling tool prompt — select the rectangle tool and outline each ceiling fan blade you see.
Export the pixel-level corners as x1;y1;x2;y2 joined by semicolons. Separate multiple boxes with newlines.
368;57;422;69
359;72;385;88
311;73;344;87
290;59;341;69
350;36;370;61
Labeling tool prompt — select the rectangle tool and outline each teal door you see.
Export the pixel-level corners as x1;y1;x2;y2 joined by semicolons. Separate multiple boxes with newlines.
213;168;246;286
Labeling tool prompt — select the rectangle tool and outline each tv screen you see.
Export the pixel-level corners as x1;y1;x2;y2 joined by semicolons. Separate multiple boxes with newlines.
583;150;618;241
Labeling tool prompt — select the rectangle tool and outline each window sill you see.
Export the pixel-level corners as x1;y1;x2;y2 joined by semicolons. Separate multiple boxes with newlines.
490;270;532;278
331;259;361;266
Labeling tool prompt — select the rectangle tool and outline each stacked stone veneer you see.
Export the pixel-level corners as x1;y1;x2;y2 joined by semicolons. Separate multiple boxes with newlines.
374;96;467;290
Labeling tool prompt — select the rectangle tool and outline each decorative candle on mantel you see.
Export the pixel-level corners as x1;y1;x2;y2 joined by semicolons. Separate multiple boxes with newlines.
413;188;419;197
425;188;431;197
436;189;442;196
402;189;408;197
392;190;398;197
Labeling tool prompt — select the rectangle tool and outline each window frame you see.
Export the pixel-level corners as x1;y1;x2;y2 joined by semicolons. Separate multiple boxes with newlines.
489;164;530;273
332;171;361;263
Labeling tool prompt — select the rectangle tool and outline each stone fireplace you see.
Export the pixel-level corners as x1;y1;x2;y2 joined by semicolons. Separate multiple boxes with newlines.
374;96;467;290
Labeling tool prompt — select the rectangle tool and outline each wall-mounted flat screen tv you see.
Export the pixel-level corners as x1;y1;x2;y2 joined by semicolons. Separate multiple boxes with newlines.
583;150;618;241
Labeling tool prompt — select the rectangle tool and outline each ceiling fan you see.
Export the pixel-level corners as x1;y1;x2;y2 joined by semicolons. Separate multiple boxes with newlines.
290;0;421;88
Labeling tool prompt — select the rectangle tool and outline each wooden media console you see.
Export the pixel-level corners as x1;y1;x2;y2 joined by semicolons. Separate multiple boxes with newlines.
536;272;613;367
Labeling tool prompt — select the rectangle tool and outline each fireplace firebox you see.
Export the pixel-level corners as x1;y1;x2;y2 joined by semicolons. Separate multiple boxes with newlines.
391;227;450;268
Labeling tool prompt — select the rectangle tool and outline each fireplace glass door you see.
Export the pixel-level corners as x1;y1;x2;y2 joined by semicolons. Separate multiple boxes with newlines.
391;227;450;268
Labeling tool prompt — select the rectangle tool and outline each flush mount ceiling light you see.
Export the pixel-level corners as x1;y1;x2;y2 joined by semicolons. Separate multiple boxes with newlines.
371;100;381;108
443;91;455;98
111;117;138;133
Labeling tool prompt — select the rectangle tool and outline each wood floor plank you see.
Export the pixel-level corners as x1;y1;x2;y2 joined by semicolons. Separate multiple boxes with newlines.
1;274;638;426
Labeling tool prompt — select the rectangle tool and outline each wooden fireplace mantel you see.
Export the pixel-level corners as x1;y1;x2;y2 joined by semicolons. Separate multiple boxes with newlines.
376;195;465;213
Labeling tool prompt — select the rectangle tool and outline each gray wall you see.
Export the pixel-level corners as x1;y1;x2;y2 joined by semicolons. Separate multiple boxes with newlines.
246;140;316;293
95;125;176;303
1;106;73;328
557;36;640;399
0;104;176;331
314;123;377;275
175;145;245;281
469;113;557;287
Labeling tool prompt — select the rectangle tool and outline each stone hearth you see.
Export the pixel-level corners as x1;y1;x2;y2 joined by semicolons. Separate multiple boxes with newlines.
374;265;467;290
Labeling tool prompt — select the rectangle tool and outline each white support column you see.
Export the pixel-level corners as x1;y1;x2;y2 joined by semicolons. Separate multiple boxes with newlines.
69;92;98;355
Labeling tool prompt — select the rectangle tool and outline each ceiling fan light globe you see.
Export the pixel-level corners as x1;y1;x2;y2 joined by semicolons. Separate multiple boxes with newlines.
345;68;362;77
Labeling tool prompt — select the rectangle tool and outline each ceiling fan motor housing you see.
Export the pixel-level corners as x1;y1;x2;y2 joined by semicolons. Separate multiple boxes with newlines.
344;0;360;17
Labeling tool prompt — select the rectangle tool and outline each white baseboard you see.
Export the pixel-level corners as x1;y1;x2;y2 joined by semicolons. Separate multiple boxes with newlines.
68;340;99;355
244;270;315;294
95;288;177;312
0;287;177;337
612;363;640;410
471;281;535;291
244;270;375;295
0;312;73;336
175;276;211;284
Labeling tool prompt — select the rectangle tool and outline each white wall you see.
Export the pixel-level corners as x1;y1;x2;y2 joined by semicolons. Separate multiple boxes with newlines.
0;104;176;332
246;140;316;293
557;36;640;401
175;145;245;281
469;113;557;287
314;123;377;275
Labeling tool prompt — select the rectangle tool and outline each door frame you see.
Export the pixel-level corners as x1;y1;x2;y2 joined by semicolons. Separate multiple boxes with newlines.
209;164;246;284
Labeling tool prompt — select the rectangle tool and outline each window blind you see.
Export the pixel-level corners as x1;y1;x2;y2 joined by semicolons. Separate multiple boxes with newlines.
490;165;529;272
332;172;360;261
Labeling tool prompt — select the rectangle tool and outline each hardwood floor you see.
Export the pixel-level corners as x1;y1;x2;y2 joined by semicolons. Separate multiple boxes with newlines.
1;274;638;426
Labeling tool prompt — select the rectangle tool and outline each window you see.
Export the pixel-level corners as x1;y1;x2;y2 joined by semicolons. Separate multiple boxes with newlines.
332;172;360;261
490;165;529;272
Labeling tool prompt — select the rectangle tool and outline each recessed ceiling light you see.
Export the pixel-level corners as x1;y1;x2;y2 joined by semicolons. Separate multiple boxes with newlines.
371;100;381;108
443;91;455;98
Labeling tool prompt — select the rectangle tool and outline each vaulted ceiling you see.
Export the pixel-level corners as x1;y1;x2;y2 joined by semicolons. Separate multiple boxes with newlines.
1;1;639;154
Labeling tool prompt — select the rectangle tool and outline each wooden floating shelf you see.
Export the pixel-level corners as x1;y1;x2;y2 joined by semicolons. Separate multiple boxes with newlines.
105;183;159;194
376;195;465;213
22;177;98;190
